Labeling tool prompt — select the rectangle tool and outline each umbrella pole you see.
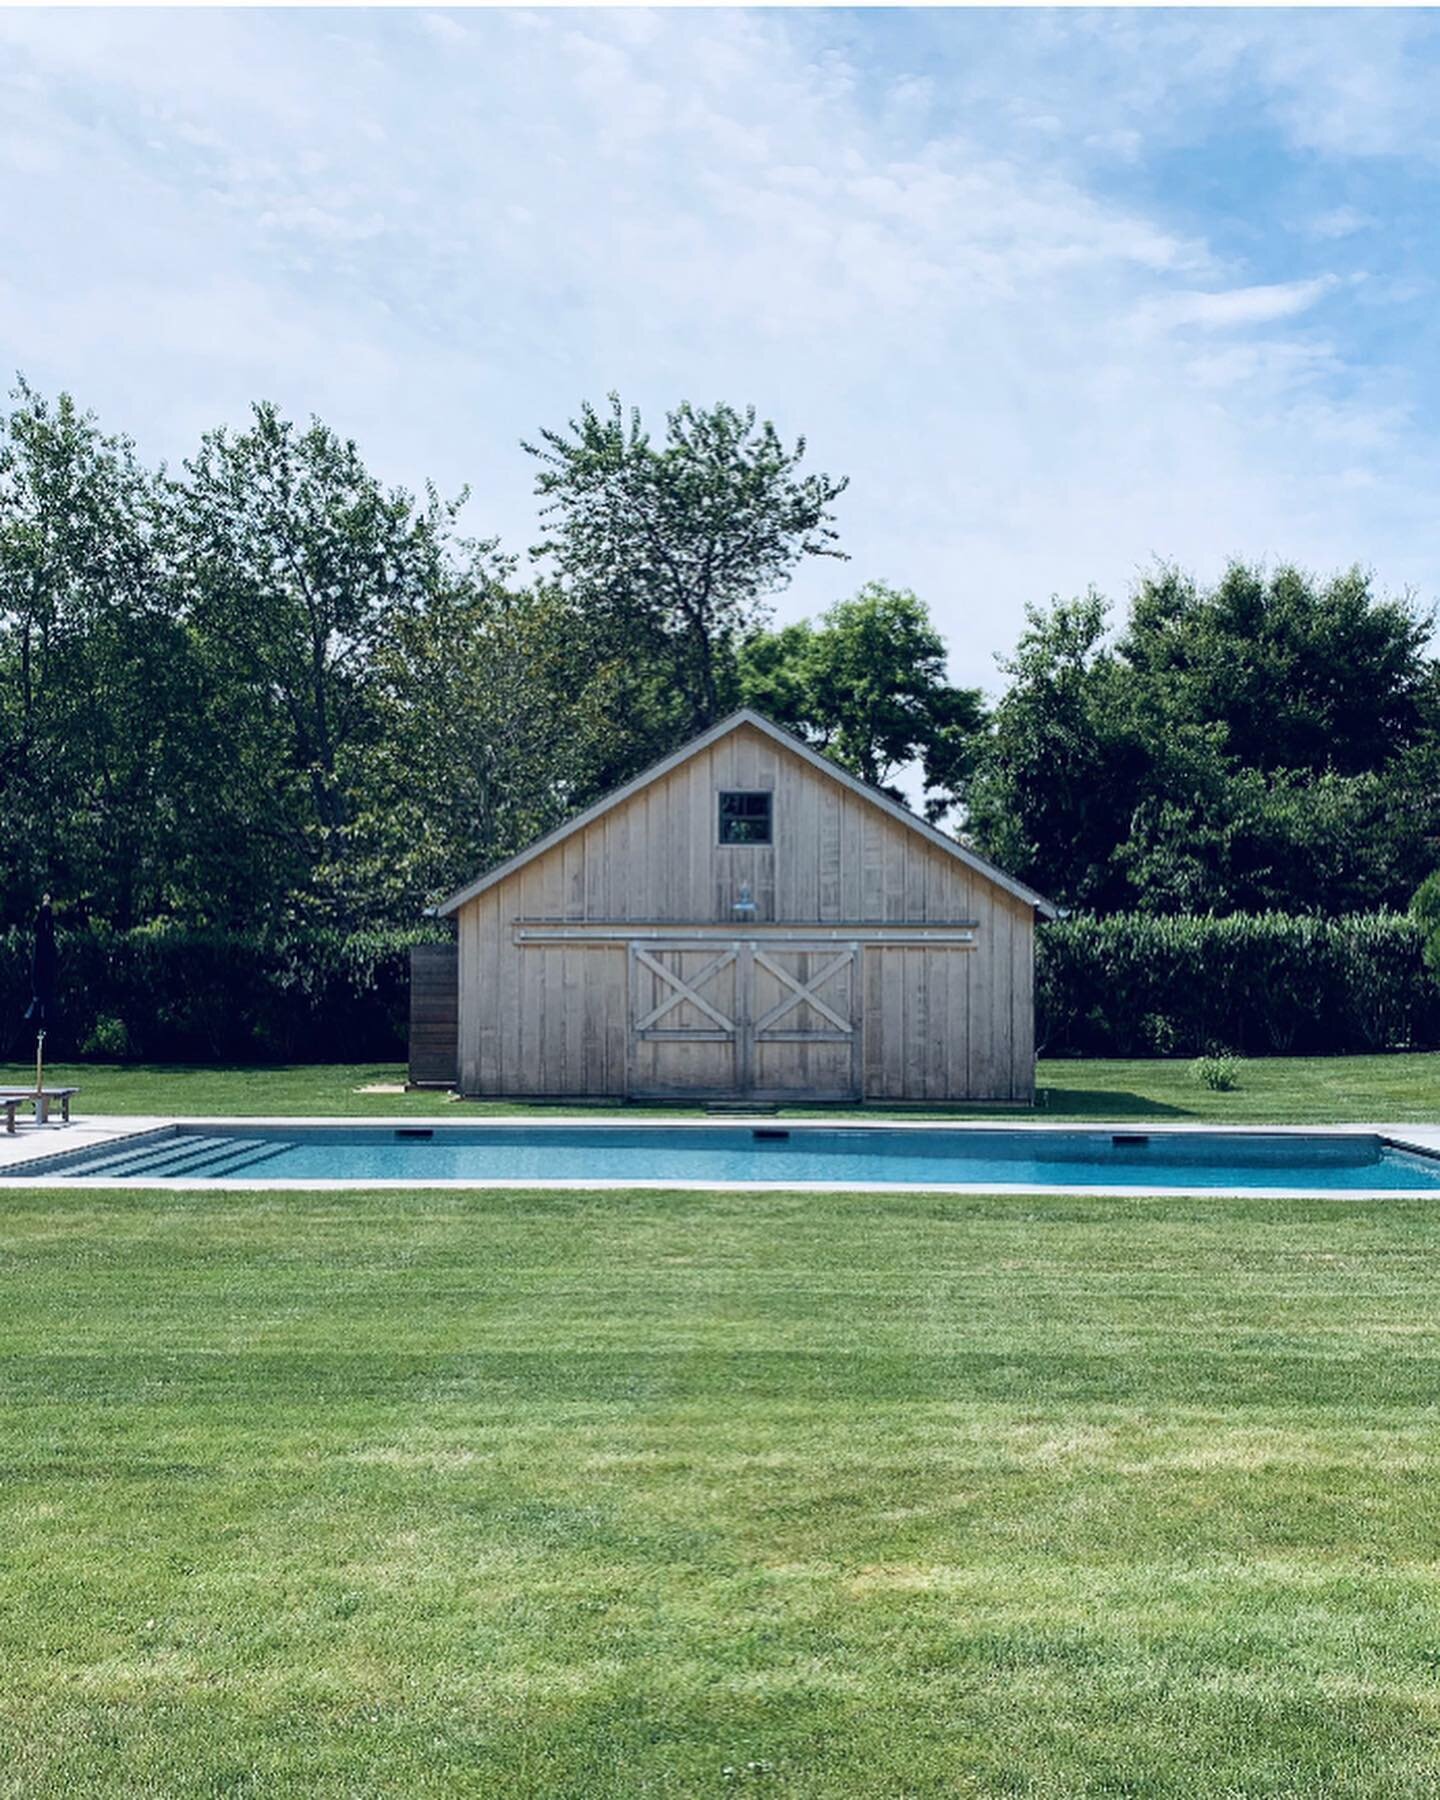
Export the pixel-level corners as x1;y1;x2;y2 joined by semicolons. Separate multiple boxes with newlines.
35;1028;44;1096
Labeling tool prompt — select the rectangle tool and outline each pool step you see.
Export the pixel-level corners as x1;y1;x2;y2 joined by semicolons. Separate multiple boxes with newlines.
43;1133;292;1181
172;1140;297;1179
59;1133;243;1179
136;1138;275;1179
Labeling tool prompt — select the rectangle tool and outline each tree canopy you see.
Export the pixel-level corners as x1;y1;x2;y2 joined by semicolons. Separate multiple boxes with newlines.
964;566;1440;915
738;582;983;820
2;374;1437;941
525;395;848;755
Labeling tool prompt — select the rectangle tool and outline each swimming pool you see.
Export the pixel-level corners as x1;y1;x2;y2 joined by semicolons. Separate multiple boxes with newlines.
10;1123;1440;1193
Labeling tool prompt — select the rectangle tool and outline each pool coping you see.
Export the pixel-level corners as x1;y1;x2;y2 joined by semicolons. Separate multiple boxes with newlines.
3;1114;1439;1199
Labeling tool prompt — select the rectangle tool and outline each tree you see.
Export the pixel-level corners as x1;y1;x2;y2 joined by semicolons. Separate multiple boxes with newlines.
738;582;984;818
524;396;848;747
353;580;611;915
1112;762;1439;916
167;403;470;923
0;378;198;926
966;564;1440;917
1121;560;1436;776
10;374;1439;941
962;592;1156;910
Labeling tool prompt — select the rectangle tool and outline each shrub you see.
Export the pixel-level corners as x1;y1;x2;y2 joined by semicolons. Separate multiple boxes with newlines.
0;923;451;1064
1037;912;1440;1058
1411;873;1440;985
81;1015;131;1060
1191;1052;1240;1091
5;910;1436;1069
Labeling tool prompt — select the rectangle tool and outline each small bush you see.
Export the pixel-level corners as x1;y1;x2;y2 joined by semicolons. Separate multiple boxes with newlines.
81;1015;131;1059
1411;872;1440;985
1191;1052;1240;1091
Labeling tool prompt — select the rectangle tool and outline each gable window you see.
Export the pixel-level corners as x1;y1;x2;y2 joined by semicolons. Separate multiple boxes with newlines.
718;790;773;846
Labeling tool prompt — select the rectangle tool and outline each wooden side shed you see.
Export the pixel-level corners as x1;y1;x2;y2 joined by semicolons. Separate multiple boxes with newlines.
432;709;1054;1104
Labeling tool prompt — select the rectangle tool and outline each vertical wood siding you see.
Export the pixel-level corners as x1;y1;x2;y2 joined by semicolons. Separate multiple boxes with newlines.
455;723;1036;1101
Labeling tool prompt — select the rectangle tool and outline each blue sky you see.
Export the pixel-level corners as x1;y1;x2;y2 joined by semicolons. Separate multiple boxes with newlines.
3;6;1438;689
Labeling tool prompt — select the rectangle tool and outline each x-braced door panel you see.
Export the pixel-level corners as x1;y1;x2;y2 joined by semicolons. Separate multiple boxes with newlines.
628;943;740;1096
627;939;861;1100
749;943;861;1101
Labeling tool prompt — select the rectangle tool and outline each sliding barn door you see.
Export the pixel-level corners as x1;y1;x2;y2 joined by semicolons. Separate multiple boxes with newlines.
627;938;861;1101
628;942;741;1098
749;942;861;1102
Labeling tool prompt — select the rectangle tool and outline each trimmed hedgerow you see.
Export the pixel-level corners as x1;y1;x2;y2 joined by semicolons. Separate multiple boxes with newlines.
1037;911;1440;1058
0;923;450;1063
4;911;1435;1067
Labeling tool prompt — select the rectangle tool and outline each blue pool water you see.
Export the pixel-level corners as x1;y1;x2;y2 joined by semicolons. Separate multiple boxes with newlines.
12;1125;1440;1190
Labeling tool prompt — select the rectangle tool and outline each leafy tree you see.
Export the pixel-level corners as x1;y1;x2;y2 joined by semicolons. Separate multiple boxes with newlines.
0;378;197;926
1121;560;1436;775
8;376;1440;947
353;581;611;914
967;565;1440;916
1116;762;1440;916
525;396;848;746
962;592;1155;910
738;582;984;818
166;403;469;923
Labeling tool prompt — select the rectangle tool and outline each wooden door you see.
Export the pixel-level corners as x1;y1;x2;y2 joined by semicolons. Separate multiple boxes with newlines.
627;938;861;1101
749;942;861;1101
628;941;741;1097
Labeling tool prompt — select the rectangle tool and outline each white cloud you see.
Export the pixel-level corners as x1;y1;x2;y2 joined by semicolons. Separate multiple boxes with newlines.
1242;16;1440;162
1309;207;1372;241
1138;277;1339;333
0;7;1435;696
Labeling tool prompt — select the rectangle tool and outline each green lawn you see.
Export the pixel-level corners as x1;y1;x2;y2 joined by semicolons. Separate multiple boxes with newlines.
4;1050;1437;1122
2;1183;1439;1795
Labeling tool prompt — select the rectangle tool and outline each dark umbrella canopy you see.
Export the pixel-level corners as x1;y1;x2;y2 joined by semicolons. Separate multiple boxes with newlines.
25;896;57;1028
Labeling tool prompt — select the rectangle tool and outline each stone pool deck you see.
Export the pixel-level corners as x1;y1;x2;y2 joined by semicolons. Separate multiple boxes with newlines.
0;1113;169;1170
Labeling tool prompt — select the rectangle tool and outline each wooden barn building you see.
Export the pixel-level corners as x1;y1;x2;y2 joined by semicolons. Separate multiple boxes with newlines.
414;709;1054;1104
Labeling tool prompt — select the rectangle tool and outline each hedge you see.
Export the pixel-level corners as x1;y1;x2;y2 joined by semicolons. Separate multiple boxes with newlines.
1036;911;1440;1058
3;912;1436;1067
0;923;450;1064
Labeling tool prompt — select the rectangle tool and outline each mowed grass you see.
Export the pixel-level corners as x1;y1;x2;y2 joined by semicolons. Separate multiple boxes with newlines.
2;1185;1440;1796
3;1049;1439;1122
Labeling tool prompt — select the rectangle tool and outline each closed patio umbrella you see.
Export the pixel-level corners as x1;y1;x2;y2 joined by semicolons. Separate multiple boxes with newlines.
25;895;56;1093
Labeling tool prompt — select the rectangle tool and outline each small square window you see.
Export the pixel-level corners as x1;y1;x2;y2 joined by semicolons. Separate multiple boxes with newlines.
719;790;773;845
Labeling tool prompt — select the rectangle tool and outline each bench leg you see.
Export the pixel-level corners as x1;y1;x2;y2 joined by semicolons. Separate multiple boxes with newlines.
61;1095;71;1124
5;1106;14;1135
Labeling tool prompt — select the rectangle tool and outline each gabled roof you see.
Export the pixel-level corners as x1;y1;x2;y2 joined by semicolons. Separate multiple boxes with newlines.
436;707;1057;918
